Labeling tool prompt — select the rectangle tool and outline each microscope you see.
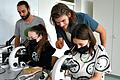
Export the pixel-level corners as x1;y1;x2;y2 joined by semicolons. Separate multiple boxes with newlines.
52;46;78;80
0;35;15;66
9;46;27;71
9;39;29;71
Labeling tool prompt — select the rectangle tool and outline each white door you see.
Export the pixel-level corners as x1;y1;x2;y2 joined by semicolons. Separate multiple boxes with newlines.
112;0;120;76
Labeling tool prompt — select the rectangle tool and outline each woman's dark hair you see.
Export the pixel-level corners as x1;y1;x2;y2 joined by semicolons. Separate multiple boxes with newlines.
29;24;48;55
50;3;76;26
17;1;29;9
71;24;96;55
29;24;48;40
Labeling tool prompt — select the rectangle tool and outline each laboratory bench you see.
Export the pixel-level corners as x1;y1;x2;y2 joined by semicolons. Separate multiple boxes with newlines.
0;64;48;80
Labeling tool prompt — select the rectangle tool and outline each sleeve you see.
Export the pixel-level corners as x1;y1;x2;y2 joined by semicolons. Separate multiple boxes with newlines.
83;14;98;31
35;16;45;27
39;17;45;26
76;13;98;31
46;42;56;56
55;26;63;38
95;45;111;74
14;21;20;37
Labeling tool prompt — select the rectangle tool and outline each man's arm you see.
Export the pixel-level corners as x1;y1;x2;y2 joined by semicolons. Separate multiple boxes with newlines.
96;24;106;47
56;37;64;49
15;36;20;47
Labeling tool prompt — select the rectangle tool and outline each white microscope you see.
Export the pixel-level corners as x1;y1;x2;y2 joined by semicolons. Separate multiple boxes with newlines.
8;39;29;71
8;40;50;80
0;46;13;64
9;46;27;71
52;46;78;80
0;35;15;67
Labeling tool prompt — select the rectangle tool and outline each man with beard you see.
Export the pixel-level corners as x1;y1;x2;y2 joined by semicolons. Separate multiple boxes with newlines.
14;1;45;47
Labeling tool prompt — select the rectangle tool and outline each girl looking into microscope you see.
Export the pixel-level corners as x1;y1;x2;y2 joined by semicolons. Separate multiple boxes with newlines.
47;24;111;80
65;23;111;80
25;24;57;71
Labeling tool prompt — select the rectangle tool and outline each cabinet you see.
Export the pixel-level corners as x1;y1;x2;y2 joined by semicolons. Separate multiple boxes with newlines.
93;0;120;76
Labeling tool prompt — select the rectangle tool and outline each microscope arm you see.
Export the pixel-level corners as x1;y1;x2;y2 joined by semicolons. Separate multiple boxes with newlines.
0;46;12;53
9;46;26;71
52;55;72;80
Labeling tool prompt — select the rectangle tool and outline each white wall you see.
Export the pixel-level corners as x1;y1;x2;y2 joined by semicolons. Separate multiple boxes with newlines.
0;0;20;45
0;0;39;45
111;0;120;76
93;0;113;59
93;0;120;76
38;0;57;47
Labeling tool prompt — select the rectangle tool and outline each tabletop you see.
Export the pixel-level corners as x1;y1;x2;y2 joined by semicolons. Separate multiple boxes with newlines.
0;65;49;80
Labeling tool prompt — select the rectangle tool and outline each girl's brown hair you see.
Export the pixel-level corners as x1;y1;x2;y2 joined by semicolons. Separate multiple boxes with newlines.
71;24;96;55
29;24;49;57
